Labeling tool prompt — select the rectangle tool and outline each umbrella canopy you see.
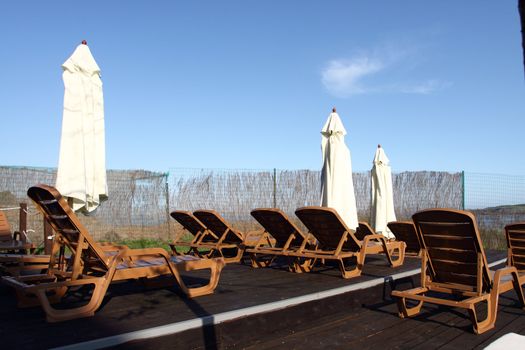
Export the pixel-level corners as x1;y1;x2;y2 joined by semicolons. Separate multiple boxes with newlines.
55;42;107;213
320;108;358;230
370;145;396;239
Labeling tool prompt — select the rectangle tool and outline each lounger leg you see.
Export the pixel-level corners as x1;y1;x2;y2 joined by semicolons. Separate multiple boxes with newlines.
169;258;225;298
194;248;215;259
338;258;362;279
390;242;406;267
30;277;110;322
474;267;525;334
217;246;243;264
15;286;67;308
289;257;314;273
250;253;274;268
380;241;406;267
396;296;424;318
511;275;525;309
467;298;495;335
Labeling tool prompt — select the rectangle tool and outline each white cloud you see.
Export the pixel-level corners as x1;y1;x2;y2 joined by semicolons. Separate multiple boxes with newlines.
321;57;384;97
321;47;451;97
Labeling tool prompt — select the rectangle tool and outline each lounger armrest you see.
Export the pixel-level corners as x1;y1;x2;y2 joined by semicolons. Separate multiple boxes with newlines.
7;274;105;292
492;265;521;287
391;286;428;297
2;276;33;289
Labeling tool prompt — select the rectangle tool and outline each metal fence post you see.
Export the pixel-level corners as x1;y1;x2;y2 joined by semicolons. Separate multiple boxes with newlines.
18;203;27;241
273;168;277;208
165;172;171;241
461;170;465;210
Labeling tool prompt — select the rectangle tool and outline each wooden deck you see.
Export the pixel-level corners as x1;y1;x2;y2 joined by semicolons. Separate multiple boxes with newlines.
1;250;522;349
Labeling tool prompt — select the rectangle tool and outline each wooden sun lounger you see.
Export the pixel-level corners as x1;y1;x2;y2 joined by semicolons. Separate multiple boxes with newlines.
1;185;225;322
0;210;47;276
391;209;525;334
0;211;36;253
355;221;393;240
0;254;50;277
193;210;245;264
387;221;422;256
292;207;405;279
245;208;315;270
169;210;219;258
505;222;525;278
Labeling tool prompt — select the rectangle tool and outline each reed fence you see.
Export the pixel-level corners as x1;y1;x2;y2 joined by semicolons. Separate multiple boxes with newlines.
0;166;523;249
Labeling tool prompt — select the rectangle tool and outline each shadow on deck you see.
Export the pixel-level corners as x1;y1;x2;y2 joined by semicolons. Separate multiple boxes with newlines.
1;250;522;349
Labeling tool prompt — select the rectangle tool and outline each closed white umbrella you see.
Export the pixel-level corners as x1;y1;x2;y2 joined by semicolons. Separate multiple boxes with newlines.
370;145;396;239
320;108;358;230
56;41;107;213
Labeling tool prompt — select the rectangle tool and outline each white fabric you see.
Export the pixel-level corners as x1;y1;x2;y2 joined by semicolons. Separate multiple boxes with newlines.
370;146;396;239
320;112;358;230
484;332;525;349
56;44;107;213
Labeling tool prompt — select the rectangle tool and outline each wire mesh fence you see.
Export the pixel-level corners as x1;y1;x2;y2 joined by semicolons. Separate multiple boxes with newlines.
0;166;169;246
465;172;525;247
0;166;523;249
168;168;464;237
168;168;463;225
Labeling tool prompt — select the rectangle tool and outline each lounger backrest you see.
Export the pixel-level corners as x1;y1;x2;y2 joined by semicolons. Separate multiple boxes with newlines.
170;210;218;242
27;185;110;272
387;221;421;254
0;211;13;241
412;209;491;292
355;222;374;241
193;210;244;243
295;207;360;251
505;222;525;273
251;208;306;247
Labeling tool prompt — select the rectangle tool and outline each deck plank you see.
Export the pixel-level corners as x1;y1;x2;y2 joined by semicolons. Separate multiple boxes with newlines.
0;250;517;349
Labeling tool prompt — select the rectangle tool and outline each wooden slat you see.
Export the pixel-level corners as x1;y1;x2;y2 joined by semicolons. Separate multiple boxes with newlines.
422;235;476;251
429;259;478;276
510;247;525;256
418;221;473;236
432;270;477;287
509;239;525;248
427;247;477;263
511;255;525;271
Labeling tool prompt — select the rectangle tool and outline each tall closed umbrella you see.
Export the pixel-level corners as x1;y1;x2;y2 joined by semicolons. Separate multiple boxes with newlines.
320;108;358;230
56;41;107;213
370;145;396;239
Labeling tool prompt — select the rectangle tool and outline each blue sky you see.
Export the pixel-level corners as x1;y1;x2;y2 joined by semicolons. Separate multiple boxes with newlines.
2;1;524;174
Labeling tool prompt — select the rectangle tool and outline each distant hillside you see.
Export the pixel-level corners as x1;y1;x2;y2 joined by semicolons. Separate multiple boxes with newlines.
473;204;525;215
